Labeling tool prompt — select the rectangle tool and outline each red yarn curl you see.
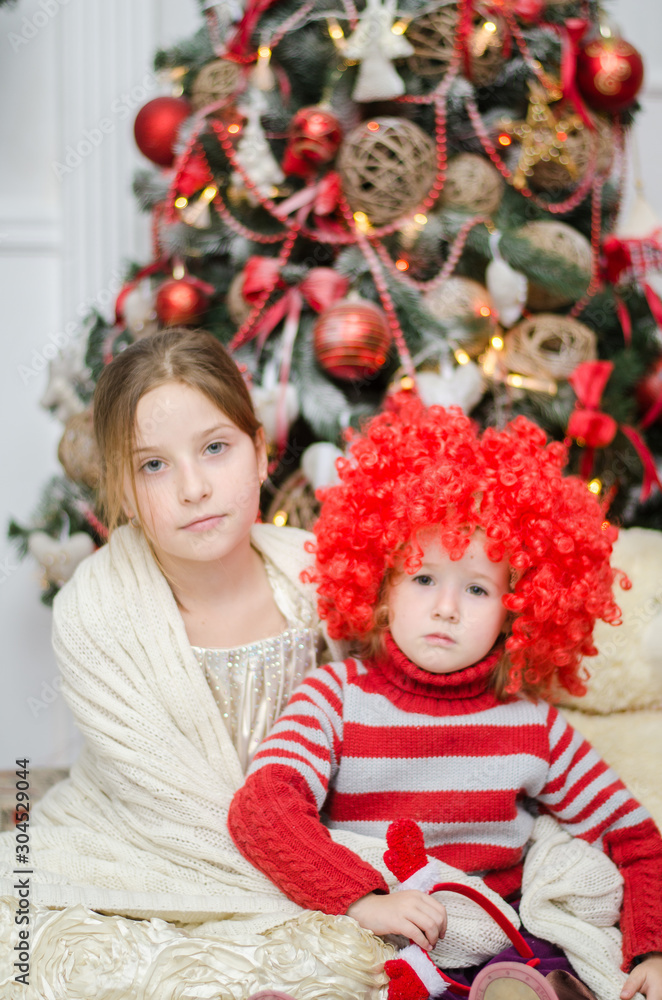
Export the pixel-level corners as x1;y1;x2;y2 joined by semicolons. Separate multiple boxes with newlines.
303;395;628;698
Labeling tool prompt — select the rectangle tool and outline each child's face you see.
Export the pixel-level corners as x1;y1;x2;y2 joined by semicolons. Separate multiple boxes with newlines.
387;531;510;674
123;381;267;571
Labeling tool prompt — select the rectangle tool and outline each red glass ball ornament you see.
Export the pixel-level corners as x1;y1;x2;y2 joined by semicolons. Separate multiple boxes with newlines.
313;299;392;381
636;357;662;421
288;107;343;166
134;96;192;168
576;36;644;113
155;277;210;326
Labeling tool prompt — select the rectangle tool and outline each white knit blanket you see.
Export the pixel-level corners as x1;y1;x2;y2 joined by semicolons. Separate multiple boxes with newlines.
0;526;637;999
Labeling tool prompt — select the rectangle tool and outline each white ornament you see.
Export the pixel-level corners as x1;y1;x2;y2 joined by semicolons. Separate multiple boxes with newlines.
301;442;343;492
201;0;244;37
122;280;159;339
40;346;87;424
233;89;284;199
28;531;95;587
415;361;485;413
344;0;414;102
617;192;661;239
486;231;528;328
251;382;299;444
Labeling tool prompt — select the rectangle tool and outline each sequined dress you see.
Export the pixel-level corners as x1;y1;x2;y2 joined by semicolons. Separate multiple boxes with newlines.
191;554;323;772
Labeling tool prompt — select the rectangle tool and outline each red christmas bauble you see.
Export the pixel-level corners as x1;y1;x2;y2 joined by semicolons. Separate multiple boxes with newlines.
576;36;644;113
313;299;392;381
287;107;343;167
134;96;192;168
636;357;662;420
155;277;210;326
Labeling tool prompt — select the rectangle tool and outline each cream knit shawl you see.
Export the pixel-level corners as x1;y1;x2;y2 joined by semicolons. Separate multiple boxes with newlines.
0;523;395;932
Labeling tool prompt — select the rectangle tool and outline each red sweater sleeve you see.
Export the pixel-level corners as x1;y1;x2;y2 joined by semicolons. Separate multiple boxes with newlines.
604;818;662;968
539;706;662;967
228;764;388;913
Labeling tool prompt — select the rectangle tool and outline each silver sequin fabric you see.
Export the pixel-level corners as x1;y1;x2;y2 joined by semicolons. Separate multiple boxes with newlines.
192;553;322;772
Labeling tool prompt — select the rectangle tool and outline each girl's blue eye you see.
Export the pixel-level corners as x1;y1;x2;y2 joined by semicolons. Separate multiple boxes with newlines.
467;584;487;596
206;441;226;455
142;459;164;473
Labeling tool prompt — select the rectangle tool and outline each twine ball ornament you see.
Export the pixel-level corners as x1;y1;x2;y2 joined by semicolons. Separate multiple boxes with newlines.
517;220;592;310
406;6;459;78
467;14;508;88
265;471;321;532
313;297;392;381
190;59;241;112
530;114;614;192
337;117;437;226
503;315;597;380
441;154;504;214
423;277;497;356
58;409;101;489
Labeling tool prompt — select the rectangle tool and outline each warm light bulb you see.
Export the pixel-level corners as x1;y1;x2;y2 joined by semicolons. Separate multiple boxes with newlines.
455;349;470;365
228;123;241;134
414;213;427;225
479;305;491;317
328;20;344;40
174;196;188;209
258;45;271;59
588;479;602;495
498;133;512;147
491;335;504;350
510;373;523;387
400;375;415;390
483;20;497;32
172;264;185;280
273;510;288;526
391;20;408;35
202;186;218;200
367;121;380;132
395;259;409;271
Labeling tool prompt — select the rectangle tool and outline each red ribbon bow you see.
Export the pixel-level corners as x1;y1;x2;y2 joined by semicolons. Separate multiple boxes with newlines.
568;360;661;501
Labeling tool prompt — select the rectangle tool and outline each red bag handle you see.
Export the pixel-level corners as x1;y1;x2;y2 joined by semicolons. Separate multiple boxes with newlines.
422;881;540;995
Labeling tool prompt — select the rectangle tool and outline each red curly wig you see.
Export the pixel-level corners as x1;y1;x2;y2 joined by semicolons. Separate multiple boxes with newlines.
304;395;627;698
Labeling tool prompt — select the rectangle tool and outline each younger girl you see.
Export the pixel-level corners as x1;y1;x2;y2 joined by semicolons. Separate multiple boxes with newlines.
229;397;662;1000
0;330;391;999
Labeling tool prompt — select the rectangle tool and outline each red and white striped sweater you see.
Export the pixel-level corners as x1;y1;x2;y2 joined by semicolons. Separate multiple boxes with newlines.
228;635;662;965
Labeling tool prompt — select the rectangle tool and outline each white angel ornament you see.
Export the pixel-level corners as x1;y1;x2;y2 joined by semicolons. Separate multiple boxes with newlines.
343;0;414;102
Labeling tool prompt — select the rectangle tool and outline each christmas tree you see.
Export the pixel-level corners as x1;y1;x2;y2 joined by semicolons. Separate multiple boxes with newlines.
11;0;662;602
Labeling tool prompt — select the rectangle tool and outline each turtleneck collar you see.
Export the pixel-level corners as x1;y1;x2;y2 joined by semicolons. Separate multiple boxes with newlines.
365;632;506;716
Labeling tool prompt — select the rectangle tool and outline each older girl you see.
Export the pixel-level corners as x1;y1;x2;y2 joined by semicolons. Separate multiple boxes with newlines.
0;330;390;1000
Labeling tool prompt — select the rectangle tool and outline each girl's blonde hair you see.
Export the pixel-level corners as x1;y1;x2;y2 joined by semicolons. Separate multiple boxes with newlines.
93;329;261;536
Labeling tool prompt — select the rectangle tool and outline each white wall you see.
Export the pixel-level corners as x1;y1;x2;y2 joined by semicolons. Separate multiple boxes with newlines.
1;0;661;768
0;0;199;769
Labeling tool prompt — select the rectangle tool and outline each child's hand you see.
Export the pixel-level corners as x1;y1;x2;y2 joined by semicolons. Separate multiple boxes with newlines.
346;890;447;952
621;954;662;1000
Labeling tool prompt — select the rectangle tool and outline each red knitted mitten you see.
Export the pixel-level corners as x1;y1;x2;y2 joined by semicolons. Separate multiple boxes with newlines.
385;947;448;1000
384;819;429;883
385;957;431;1000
